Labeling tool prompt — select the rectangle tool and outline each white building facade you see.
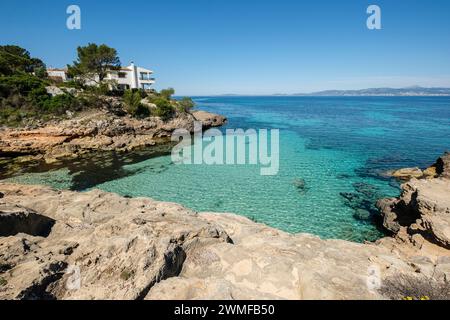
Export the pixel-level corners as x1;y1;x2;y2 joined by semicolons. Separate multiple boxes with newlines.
47;62;155;90
46;68;71;82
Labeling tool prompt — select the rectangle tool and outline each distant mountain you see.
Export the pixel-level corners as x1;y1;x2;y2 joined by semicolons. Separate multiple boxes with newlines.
293;87;450;96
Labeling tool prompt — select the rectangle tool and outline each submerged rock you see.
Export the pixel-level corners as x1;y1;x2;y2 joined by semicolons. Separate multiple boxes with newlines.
353;208;371;221
292;178;308;194
340;182;382;222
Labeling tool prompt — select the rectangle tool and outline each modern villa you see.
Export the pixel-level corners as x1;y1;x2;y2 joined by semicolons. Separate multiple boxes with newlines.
47;62;155;90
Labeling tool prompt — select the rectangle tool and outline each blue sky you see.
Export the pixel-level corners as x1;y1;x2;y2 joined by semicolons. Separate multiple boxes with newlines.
1;0;450;95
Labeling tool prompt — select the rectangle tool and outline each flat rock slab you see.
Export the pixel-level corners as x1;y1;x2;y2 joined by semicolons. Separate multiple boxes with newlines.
1;183;449;300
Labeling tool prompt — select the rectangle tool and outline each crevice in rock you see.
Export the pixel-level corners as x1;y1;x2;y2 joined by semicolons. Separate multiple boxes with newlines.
391;191;422;229
17;261;68;300
0;206;56;237
412;229;450;250
136;243;187;300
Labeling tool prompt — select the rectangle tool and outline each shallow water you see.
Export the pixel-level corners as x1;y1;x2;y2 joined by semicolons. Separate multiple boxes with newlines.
3;97;450;242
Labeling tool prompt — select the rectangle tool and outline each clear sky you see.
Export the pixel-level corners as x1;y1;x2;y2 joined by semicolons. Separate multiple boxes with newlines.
1;0;450;95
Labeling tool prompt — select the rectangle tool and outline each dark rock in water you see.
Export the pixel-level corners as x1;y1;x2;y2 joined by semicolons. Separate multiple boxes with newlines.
340;182;382;221
336;173;352;179
353;209;371;221
292;178;308;194
213;199;224;208
352;182;380;199
340;192;374;212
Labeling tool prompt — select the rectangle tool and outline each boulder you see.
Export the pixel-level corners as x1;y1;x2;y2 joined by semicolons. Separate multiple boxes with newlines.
426;152;450;179
378;178;450;248
389;167;424;181
45;86;65;97
192;111;227;128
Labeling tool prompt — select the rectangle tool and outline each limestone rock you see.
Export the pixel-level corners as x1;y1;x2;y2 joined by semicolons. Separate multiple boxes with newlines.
45;86;65;97
0;184;231;300
192;111;227;129
1;183;449;300
427;152;450;179
0;108;225;162
389;167;424;181
378;177;450;248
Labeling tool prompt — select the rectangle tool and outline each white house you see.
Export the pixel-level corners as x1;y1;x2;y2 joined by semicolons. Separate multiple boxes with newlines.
47;62;155;90
46;68;71;82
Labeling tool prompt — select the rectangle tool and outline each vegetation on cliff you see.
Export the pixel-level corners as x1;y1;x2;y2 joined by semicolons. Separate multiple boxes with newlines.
0;44;195;126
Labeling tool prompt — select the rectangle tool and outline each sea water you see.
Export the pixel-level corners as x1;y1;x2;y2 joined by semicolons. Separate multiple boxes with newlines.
4;97;450;242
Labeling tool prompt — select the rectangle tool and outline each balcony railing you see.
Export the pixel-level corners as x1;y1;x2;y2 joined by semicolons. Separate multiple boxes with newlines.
139;76;155;81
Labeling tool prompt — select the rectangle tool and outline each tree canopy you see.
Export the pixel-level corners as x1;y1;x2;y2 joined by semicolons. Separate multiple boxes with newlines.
68;43;120;83
0;45;46;76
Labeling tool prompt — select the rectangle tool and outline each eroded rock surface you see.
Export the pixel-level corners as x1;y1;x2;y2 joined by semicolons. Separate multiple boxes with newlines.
378;152;450;250
192;110;227;128
1;182;449;300
386;152;450;181
0;109;226;164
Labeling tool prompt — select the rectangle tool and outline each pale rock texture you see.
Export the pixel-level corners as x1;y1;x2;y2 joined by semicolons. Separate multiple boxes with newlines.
0;108;226;163
1;181;449;300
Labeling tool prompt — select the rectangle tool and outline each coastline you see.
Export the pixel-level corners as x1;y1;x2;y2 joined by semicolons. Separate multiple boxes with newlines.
0;108;226;165
1;152;449;300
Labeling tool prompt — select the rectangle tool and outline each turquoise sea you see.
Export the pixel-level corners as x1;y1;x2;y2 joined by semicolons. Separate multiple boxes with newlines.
3;97;450;242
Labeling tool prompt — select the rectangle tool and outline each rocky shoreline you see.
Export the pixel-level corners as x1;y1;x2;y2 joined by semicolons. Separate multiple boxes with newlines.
0;107;226;164
0;152;449;300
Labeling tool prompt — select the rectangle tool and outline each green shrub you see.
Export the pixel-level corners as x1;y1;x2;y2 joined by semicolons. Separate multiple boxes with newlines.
40;94;83;115
123;89;141;113
152;97;175;121
58;80;85;90
28;86;50;106
160;88;175;100
177;97;195;113
123;89;150;118
0;106;31;126
85;82;110;96
134;103;151;118
0;73;46;96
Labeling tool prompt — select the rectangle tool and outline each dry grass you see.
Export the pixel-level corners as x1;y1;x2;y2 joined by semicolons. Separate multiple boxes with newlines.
379;274;450;300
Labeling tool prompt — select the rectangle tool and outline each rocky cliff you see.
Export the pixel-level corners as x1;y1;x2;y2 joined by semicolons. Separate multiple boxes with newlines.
0;108;226;164
377;152;450;249
1;151;450;300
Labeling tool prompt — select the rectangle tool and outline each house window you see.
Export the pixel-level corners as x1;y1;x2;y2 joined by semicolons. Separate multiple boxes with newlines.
141;83;152;90
118;84;130;90
118;72;127;78
140;72;150;80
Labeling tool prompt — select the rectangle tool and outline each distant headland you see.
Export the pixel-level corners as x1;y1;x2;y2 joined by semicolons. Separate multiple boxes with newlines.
281;86;450;97
214;87;450;97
